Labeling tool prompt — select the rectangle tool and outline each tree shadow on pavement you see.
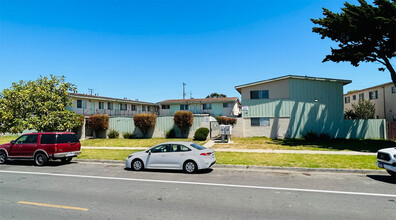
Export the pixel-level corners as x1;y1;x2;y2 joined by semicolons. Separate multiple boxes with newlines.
366;175;396;184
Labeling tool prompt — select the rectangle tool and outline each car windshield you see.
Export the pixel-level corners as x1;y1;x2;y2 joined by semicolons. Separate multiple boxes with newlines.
190;143;206;150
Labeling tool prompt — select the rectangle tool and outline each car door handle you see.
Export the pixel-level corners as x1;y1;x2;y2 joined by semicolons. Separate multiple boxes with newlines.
162;154;166;157
180;154;185;156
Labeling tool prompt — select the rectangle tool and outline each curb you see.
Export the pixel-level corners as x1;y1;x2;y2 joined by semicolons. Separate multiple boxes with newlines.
74;159;386;174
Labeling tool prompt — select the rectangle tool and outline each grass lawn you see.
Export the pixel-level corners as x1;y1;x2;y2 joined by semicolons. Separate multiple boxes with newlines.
77;149;380;170
213;137;396;153
81;138;206;148
0;135;18;144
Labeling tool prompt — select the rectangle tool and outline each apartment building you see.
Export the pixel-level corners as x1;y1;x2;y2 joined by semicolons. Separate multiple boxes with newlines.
344;82;396;121
68;93;159;116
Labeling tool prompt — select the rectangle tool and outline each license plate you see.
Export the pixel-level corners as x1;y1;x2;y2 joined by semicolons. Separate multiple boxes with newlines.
378;162;384;168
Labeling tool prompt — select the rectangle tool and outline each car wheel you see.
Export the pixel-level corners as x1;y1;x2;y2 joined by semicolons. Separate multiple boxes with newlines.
184;161;197;174
34;152;48;166
132;159;144;171
387;170;396;177
61;157;72;164
0;151;7;164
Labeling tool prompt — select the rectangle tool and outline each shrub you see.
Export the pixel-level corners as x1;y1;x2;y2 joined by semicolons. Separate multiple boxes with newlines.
303;131;318;142
174;111;194;138
72;114;85;133
123;132;133;139
319;133;331;141
194;127;209;141
108;130;119;139
87;114;109;137
165;128;176;138
216;116;237;126
133;113;156;138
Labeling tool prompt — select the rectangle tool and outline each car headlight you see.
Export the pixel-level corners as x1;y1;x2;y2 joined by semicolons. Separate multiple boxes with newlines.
128;154;134;159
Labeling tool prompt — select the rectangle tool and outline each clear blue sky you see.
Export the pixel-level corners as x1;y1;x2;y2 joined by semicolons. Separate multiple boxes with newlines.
0;0;393;103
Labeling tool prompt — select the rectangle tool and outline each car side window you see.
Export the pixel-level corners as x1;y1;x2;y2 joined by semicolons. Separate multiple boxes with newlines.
173;145;190;152
15;135;28;144
151;145;169;153
40;134;57;144
16;135;38;144
179;145;191;152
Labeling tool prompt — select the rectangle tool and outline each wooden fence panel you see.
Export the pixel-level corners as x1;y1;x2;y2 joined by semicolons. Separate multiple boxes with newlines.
387;121;396;141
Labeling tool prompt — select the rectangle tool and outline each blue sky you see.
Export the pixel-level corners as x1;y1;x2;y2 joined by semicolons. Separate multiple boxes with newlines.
0;0;393;103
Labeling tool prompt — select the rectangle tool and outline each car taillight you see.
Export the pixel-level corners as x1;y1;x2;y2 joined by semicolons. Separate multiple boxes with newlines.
200;152;212;156
54;145;57;152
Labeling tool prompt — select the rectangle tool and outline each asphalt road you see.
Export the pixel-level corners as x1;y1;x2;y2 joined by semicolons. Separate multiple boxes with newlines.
0;161;395;220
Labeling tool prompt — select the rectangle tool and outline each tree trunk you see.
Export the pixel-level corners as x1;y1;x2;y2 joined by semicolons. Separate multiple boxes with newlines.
383;57;396;87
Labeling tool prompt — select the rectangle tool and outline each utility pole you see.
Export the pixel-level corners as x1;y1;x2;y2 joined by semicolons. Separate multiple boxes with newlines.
88;88;94;96
182;83;186;99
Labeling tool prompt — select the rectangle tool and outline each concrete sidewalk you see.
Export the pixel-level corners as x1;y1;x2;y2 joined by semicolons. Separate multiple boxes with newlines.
81;146;376;155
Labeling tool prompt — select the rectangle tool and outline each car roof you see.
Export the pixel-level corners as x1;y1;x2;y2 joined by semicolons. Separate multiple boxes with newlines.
158;141;195;145
22;132;76;135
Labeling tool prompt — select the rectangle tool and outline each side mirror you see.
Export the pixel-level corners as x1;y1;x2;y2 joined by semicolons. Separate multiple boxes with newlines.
10;140;15;145
146;150;151;155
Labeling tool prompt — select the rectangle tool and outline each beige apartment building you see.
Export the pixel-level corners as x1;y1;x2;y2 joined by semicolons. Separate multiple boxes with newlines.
343;82;396;121
68;93;159;116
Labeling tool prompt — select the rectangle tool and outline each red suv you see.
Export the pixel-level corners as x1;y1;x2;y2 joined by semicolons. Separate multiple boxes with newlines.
0;132;81;166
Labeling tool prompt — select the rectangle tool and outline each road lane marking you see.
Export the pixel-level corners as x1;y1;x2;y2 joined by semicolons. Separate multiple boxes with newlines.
1;170;396;198
18;201;88;211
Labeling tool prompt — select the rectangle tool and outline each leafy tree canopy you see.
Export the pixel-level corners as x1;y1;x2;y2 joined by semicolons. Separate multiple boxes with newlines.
0;75;82;133
344;100;376;119
206;93;227;98
311;0;396;86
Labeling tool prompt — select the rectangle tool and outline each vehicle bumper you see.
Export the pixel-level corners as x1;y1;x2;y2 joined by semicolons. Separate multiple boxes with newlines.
376;162;396;172
53;151;81;158
125;158;132;168
199;157;216;170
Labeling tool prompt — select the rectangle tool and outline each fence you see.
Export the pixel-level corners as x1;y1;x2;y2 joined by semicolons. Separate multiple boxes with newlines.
341;119;386;139
108;116;211;138
387;121;396;141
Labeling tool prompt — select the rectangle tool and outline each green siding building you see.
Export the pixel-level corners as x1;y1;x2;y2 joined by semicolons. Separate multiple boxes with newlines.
235;75;351;138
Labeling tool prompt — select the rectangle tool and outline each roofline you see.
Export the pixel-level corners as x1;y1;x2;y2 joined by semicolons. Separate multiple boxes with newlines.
158;98;239;104
235;75;352;93
68;93;158;105
344;82;394;95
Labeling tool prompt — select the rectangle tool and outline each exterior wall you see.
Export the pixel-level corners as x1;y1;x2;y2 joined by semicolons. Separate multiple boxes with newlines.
163;101;238;117
241;79;345;138
344;83;396;121
69;97;158;116
108;116;211;138
241;117;290;138
240;79;289;100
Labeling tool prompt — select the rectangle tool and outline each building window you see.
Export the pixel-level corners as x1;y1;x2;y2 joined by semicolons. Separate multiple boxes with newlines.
77;100;82;109
250;90;269;99
392;87;396;93
161;105;170;109
202;103;212;110
142;105;146;111
359;93;364;101
180;104;189;110
352;95;356;100
251;118;270;127
369;90;378;100
148;106;151;111
131;105;137;111
99;102;104;109
107;102;113;110
120;103;127;110
223;103;231;108
344;96;350;104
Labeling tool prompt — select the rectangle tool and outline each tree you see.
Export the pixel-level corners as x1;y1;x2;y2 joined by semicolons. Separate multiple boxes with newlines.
311;0;396;86
206;93;227;98
344;100;375;119
87;114;109;137
133;113;156;138
173;111;193;138
216;116;237;126
0;75;82;133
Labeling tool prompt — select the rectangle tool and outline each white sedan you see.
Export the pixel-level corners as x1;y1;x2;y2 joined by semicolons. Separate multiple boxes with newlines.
125;142;216;173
